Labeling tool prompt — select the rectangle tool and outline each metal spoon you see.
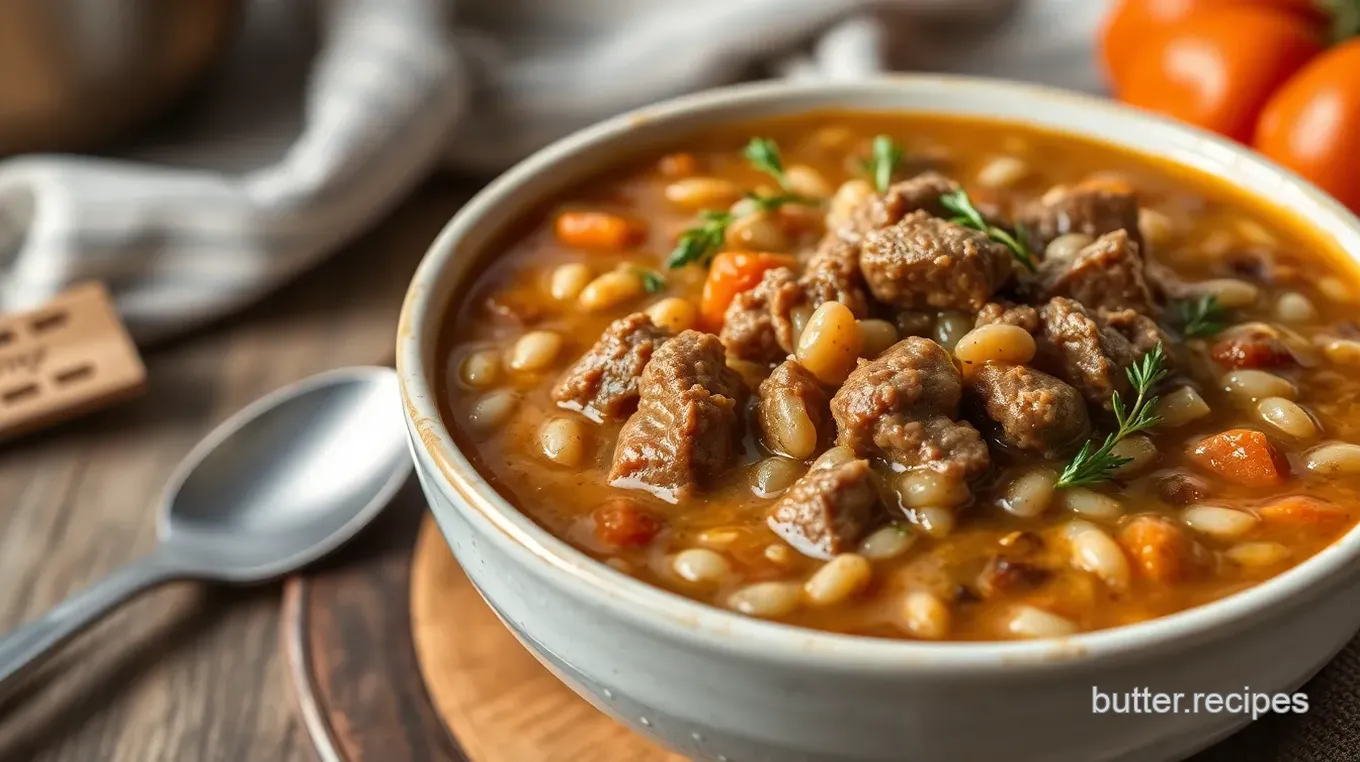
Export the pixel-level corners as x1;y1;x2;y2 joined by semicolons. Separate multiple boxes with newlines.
0;366;411;701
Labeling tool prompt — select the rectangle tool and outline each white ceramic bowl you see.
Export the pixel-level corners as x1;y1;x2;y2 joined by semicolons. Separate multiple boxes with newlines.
397;76;1360;762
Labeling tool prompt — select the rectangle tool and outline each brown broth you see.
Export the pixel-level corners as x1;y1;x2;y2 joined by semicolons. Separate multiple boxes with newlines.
438;111;1360;641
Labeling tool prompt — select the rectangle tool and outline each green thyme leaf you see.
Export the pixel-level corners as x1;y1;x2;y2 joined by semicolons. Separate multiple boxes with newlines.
1056;343;1168;488
938;188;1037;272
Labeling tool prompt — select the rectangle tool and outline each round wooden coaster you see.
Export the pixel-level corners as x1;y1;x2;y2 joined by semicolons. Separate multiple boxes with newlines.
408;515;684;762
283;490;1360;762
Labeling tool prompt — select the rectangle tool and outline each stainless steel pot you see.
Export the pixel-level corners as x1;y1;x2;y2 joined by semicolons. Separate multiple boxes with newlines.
0;0;241;156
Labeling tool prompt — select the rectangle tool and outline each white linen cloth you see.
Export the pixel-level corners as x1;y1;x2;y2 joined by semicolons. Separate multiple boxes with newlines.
0;0;1109;342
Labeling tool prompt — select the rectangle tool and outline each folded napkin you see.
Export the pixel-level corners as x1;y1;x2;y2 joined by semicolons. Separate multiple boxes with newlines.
0;0;1108;342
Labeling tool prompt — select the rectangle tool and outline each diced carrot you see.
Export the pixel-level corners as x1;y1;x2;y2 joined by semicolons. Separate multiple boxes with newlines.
1210;329;1293;370
554;211;642;251
699;251;795;330
657;152;698;178
1258;496;1349;527
1187;429;1289;487
593;498;663;548
1118;515;1210;584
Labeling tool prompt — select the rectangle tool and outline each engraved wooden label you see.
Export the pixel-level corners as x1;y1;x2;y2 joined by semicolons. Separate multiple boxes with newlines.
0;283;146;439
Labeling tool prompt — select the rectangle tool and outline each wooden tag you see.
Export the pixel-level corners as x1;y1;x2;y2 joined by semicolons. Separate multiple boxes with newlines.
0;283;146;439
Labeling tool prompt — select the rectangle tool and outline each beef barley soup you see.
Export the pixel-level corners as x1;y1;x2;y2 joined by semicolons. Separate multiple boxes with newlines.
438;112;1360;641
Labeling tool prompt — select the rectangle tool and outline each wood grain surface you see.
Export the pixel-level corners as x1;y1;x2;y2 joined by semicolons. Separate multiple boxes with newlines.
0;178;472;762
407;516;685;762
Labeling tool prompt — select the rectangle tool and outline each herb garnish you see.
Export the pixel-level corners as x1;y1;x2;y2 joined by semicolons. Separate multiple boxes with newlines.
939;188;1037;272
1056;343;1169;489
862;134;903;192
634;267;666;293
667;138;814;269
1175;294;1228;338
666;210;734;269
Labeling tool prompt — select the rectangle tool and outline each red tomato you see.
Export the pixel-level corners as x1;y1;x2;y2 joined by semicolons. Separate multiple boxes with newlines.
1115;8;1324;142
1101;0;1325;86
1254;40;1360;213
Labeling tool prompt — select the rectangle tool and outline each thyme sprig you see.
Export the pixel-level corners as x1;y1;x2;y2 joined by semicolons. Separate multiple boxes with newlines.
666;210;733;269
1175;294;1229;338
667;138;814;269
939;188;1037;272
1056;343;1169;489
861;134;903;192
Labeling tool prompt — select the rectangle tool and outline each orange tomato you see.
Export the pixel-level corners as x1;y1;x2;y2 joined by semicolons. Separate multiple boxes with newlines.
1254;40;1360;213
698;251;794;330
1115;7;1323;142
1101;0;1325;86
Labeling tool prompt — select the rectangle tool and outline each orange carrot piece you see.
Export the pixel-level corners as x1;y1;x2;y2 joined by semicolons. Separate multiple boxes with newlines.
593;498;663;548
1187;428;1289;488
554;211;641;251
698;251;795;330
1118;515;1210;584
1258;496;1349;526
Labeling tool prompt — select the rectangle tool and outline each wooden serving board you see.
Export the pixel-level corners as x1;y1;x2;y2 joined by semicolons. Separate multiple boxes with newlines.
283;493;1360;762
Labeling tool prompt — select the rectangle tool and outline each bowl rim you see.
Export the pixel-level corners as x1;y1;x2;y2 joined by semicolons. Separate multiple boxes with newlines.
397;74;1360;673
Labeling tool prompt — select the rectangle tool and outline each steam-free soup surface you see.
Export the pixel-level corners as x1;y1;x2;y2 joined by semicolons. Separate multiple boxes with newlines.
439;112;1360;641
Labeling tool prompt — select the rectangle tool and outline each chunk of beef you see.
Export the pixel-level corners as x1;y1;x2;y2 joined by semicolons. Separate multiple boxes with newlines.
975;301;1040;333
860;211;1014;312
721;267;801;363
609;331;745;500
1100;307;1171;358
830;337;990;479
841;171;959;242
757;360;832;459
800;236;869;317
1037;230;1154;314
1038;297;1140;410
767;457;877;560
1018;181;1143;252
1145;261;1193;303
968;363;1091;457
722;246;870;364
552;313;670;421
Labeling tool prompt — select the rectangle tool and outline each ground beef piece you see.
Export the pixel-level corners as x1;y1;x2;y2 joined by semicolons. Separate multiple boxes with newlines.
968;363;1091;457
610;331;745;500
721;267;801;363
1038;297;1140;410
552;313;671;421
757;360;832;459
975;301;1040;332
1101;307;1172;358
1145;262;1193;303
1018;182;1143;252
1037;230;1154;314
800;236;869;317
767;457;878;560
830;337;990;479
841;171;959;241
860;211;1014;312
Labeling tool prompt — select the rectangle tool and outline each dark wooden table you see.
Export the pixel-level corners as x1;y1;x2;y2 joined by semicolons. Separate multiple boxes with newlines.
0;178;472;762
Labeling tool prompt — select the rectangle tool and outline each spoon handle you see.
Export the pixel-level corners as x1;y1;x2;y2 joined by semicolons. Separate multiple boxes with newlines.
0;550;180;703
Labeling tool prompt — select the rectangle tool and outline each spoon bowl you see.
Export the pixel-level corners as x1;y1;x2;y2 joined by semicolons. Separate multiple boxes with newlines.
0;366;412;702
163;367;410;581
